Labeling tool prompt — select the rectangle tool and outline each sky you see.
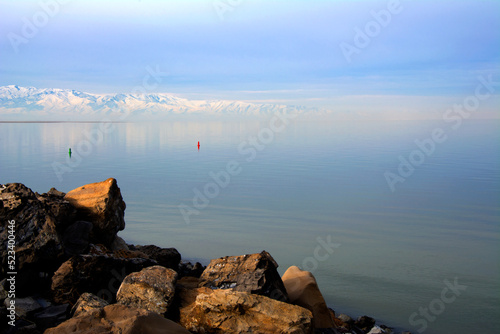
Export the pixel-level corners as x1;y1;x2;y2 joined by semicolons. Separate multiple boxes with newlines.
0;0;499;118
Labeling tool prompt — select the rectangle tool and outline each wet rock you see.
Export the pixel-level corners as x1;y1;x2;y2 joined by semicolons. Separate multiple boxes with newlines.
198;251;289;302
70;292;109;317
51;254;157;305
355;315;376;332
282;266;335;329
179;288;313;334
133;244;181;271
64;178;126;245
45;304;191;334
117;265;177;315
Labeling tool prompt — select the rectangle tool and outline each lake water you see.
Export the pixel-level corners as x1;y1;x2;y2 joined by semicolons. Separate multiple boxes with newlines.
1;117;499;334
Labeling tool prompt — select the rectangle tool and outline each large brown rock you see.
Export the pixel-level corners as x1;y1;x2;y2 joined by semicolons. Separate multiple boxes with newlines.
179;288;313;334
45;304;191;334
117;266;177;315
282;266;335;329
51;254;157;305
64;178;126;245
198;251;288;302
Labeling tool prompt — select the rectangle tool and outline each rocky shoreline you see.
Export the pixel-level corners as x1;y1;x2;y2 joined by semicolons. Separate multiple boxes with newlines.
0;178;411;334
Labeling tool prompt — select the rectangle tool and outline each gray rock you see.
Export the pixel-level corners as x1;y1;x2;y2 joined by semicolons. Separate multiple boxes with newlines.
199;251;289;302
133;244;181;270
110;236;129;251
4;296;43;318
337;313;353;323
117;265;177;315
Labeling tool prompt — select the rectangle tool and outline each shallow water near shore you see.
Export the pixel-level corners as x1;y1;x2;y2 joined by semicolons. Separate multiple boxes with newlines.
1;117;499;334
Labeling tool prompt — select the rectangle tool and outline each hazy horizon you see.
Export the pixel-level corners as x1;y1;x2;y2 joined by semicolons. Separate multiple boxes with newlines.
1;0;499;120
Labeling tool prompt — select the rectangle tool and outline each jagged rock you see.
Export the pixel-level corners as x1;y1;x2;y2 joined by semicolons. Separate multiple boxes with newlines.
179;288;313;334
178;261;205;278
133;244;181;270
36;188;77;229
51;254;157;305
282;266;335;329
70;292;109;317
355;315;376;332
117;265;177;315
45;304;191;334
0;183;65;294
198;251;289;302
32;303;70;331
64;178;126;245
61;221;92;256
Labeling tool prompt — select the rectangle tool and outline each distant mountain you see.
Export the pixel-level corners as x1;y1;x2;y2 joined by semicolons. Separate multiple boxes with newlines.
0;85;317;120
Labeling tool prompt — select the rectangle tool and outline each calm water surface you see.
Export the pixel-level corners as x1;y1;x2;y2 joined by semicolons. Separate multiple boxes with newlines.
1;117;499;334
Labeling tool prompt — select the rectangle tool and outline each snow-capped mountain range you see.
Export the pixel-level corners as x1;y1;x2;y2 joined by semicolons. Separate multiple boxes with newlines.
0;85;317;120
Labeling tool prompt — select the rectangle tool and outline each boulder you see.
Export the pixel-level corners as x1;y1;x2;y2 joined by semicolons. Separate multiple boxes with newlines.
64;178;126;245
355;315;376;332
117;265;177;315
133;245;181;271
0;183;65;294
198;251;288;302
71;292;109;317
51;254;157;305
110;235;130;251
282;266;335;329
45;304;191;334
179;288;313;334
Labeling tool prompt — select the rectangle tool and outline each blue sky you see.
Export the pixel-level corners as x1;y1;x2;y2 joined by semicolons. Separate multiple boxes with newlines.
1;0;499;117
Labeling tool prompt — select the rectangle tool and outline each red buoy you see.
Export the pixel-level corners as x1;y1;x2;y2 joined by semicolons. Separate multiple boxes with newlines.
197;141;200;150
